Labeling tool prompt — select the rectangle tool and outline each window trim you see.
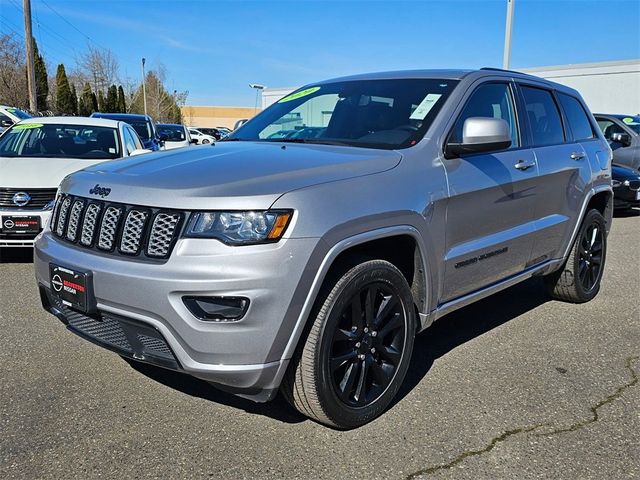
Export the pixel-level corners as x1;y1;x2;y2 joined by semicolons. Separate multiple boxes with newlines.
517;83;567;148
442;80;523;157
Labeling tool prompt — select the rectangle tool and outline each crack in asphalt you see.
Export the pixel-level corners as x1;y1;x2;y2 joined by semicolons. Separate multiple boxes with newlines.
405;356;639;479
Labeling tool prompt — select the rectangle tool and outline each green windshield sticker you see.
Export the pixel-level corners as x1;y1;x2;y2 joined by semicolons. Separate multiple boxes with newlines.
12;123;42;130
622;117;636;124
6;108;16;113
278;86;320;103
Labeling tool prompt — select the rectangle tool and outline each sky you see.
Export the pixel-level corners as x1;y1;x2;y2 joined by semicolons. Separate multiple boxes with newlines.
1;0;639;107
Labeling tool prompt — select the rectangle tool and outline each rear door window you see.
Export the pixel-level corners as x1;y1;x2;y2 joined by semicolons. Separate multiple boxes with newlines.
557;93;594;141
521;86;565;146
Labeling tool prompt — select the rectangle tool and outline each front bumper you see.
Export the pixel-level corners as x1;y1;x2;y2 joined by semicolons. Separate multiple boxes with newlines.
613;186;640;209
0;209;52;247
34;230;319;399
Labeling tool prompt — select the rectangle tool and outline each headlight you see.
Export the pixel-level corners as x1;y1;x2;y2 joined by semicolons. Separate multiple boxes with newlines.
184;210;292;245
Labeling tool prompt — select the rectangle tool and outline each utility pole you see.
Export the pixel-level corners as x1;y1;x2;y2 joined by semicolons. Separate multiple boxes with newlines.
141;57;148;116
23;0;37;112
502;0;515;69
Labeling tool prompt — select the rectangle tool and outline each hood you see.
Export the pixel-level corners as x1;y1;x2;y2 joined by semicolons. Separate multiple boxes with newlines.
612;163;640;179
0;156;111;189
62;141;402;210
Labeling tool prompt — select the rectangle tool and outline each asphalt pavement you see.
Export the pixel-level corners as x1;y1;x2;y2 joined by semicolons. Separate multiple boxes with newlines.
0;211;638;479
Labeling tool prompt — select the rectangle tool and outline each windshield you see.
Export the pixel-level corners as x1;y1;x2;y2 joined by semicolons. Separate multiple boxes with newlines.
617;116;640;135
0;123;121;159
225;79;458;149
158;124;186;141
5;107;31;120
127;120;152;140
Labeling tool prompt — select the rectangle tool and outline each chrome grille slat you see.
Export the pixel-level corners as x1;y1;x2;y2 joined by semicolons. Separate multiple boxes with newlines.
120;209;149;254
97;206;122;250
52;195;181;260
55;197;72;237
147;213;181;257
80;203;101;246
65;200;85;241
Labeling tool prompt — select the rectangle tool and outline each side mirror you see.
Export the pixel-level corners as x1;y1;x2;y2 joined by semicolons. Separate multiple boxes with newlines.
611;132;632;147
445;117;512;158
1;120;13;127
129;148;152;157
158;133;169;142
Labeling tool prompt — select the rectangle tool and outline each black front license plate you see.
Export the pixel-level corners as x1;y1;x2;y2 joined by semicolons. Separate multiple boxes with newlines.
49;264;94;313
1;215;41;234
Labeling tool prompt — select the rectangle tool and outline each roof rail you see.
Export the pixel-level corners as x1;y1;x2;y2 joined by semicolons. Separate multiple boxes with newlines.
480;67;526;74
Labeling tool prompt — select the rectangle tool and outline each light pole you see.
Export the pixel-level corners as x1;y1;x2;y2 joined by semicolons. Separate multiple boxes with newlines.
141;57;148;116
502;0;516;69
249;83;265;115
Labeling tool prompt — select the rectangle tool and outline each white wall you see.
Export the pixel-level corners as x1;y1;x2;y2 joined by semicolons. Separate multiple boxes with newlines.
522;60;640;114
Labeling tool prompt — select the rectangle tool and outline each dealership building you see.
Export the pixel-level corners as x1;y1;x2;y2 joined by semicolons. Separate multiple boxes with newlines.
261;59;640;115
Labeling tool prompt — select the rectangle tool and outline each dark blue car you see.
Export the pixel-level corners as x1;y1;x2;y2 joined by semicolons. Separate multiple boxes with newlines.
90;113;165;151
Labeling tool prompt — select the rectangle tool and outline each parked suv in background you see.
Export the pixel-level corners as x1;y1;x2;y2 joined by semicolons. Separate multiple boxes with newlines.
595;114;640;172
0;105;31;133
91;113;165;151
35;69;612;429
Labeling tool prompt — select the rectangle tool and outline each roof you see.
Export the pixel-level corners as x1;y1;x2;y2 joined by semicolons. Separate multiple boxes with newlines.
316;69;474;84
18;116;120;128
157;123;184;128
91;112;151;121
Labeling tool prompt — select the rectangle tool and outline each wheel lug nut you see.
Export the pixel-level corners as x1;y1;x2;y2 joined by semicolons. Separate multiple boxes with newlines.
364;328;369;333
371;348;376;354
358;354;365;360
355;342;361;348
371;331;377;337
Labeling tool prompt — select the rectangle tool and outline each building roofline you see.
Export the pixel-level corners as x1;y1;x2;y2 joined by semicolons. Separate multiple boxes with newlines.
520;58;640;72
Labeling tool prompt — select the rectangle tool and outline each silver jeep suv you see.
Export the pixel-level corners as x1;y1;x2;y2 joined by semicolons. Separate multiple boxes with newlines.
35;68;613;429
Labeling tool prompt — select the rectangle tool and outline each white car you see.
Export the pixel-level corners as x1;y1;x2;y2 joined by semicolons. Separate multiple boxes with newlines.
157;123;196;150
0;117;150;248
187;128;215;144
0;105;31;133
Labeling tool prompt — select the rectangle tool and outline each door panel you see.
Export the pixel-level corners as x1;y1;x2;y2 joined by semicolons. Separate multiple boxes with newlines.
442;148;538;301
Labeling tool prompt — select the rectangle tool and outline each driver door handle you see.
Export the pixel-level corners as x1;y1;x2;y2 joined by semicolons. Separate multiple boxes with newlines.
570;151;585;160
514;160;536;171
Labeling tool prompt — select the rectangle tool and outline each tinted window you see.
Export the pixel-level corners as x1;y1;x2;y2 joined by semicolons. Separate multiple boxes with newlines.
596;119;623;140
558;93;594;141
450;82;519;148
521;86;565;146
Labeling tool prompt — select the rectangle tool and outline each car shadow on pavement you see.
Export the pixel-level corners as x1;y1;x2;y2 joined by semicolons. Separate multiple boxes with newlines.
393;276;550;407
0;248;33;263
125;359;307;424
127;277;550;425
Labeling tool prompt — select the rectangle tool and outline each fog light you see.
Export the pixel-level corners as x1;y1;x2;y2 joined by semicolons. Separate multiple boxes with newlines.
183;296;249;322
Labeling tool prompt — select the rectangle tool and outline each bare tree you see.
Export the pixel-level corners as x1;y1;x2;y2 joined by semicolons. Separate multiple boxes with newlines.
75;45;119;94
0;33;29;108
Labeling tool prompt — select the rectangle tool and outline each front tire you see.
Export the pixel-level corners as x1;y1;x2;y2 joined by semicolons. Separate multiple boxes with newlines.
282;259;416;429
544;209;607;303
201;138;210;144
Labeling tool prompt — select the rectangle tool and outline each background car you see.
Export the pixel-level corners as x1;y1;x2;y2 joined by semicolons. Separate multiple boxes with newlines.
0;105;31;133
157;123;196;150
216;127;232;137
595;114;640;172
612;163;640;211
91;112;166;151
187;128;215;144
196;127;223;140
0;117;150;248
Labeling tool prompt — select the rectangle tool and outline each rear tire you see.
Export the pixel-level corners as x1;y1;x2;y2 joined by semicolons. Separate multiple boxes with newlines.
544;209;607;303
282;259;416;429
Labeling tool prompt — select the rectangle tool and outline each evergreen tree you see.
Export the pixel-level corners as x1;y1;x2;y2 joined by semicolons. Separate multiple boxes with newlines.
117;85;126;112
97;90;105;112
78;83;92;116
33;38;48;111
105;84;118;112
70;84;78;115
90;92;98;112
55;64;74;114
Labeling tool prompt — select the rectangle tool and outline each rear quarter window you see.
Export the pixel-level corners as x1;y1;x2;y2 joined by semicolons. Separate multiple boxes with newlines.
557;93;594;141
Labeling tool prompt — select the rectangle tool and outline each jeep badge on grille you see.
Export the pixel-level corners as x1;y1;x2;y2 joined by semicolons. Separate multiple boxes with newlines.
89;184;111;198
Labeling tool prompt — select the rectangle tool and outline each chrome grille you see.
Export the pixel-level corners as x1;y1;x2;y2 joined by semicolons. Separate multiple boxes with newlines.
97;207;122;250
147;213;181;257
65;200;84;241
50;194;183;261
0;187;57;209
55;197;72;236
120;209;149;254
79;203;101;246
627;179;640;191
